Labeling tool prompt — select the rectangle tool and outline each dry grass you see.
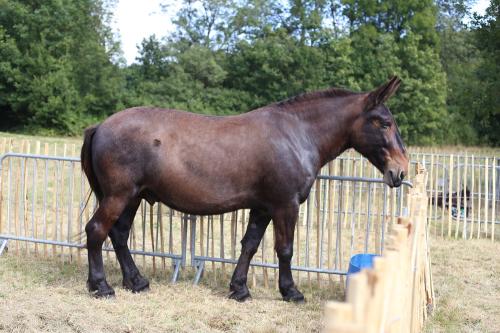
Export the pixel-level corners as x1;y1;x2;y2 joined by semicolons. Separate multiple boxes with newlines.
0;252;343;333
424;238;500;333
0;237;498;332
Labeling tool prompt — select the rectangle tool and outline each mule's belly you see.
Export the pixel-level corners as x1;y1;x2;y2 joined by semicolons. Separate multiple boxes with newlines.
145;176;257;215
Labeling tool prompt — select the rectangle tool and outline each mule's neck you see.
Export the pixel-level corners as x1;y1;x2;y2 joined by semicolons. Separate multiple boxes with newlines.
281;93;365;167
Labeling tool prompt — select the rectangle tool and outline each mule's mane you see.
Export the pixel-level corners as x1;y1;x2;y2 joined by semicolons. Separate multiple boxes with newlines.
276;87;357;108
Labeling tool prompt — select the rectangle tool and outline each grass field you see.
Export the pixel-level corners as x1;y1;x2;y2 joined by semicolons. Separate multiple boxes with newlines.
0;237;498;333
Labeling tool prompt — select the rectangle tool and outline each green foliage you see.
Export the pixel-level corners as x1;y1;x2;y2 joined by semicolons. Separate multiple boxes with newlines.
437;0;499;146
471;0;500;145
0;0;124;134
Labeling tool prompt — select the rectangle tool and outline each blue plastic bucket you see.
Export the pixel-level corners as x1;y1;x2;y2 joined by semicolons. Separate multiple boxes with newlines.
348;253;379;275
347;253;379;287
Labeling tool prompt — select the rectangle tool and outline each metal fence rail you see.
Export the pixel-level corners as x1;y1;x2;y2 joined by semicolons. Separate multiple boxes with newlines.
0;153;186;281
1;150;497;288
0;153;413;286
190;175;411;284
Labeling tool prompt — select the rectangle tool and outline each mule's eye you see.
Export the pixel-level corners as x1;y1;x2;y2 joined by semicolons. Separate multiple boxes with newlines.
381;123;391;130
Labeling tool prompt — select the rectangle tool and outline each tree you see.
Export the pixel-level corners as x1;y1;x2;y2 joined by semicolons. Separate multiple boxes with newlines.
470;0;500;145
341;0;448;144
0;0;123;134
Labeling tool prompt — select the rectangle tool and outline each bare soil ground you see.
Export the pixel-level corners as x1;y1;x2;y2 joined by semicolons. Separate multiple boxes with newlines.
0;237;498;333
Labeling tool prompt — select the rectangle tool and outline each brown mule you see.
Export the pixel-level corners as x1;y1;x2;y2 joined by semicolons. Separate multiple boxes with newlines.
81;76;408;301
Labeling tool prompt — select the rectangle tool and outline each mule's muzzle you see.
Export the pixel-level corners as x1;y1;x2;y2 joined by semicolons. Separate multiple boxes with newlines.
384;168;405;188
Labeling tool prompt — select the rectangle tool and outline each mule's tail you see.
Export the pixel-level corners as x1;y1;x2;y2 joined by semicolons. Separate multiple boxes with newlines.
81;125;103;201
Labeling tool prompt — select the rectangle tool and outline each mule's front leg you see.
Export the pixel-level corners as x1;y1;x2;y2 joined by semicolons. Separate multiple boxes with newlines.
229;209;271;301
85;196;128;298
273;203;304;303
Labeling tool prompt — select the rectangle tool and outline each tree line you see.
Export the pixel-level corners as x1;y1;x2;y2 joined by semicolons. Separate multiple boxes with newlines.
0;0;498;145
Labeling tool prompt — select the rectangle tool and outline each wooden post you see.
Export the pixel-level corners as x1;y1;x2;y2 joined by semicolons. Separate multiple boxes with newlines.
34;141;40;255
462;154;468;239
0;137;5;154
328;161;336;285
454;156;461;239
52;143;58;257
447;155;453;237
231;211;236;260
477;158;482;239
440;156;446;238
470;155;475;239
491;160;496;242
429;154;435;236
296;204;302;285
315;178;321;284
149;204;156;275
323;167;433;333
484;158;489;237
23;142;29;254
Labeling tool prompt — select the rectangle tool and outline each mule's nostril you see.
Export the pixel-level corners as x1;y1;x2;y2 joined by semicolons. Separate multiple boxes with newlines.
399;171;405;181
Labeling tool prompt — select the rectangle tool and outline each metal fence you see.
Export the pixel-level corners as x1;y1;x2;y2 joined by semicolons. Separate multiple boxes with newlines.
0;153;412;286
0;153;186;281
415;154;499;240
333;152;500;241
1;149;498;288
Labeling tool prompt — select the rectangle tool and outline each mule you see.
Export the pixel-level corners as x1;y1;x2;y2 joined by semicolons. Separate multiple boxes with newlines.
81;76;408;301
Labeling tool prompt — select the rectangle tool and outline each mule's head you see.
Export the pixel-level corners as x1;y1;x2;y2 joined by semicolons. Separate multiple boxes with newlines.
351;76;409;188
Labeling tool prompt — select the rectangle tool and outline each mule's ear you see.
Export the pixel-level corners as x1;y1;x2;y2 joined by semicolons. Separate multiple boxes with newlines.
365;76;402;111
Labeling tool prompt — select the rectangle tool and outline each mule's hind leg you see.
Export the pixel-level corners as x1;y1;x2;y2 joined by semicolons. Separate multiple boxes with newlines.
85;195;129;298
229;209;271;301
273;202;304;302
108;198;149;293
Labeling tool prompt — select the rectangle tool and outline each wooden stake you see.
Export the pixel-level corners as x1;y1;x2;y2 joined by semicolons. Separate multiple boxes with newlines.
149;204;156;275
491;159;496;242
447;155;453;237
477;159;482;239
470;155;475;239
315;178;321;284
454;156;461;239
462;154;468;239
484;158;489;237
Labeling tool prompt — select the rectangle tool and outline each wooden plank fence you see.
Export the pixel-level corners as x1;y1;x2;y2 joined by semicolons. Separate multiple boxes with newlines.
324;166;434;333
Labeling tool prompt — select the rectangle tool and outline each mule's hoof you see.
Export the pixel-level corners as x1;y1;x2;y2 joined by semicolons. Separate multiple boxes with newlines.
228;289;252;302
87;280;115;299
282;288;305;303
123;274;150;293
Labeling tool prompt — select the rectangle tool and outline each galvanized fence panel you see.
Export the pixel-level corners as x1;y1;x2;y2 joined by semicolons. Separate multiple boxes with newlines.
0;153;186;281
0;152;412;287
335;151;499;241
189;173;412;287
1;149;497;288
414;154;499;240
